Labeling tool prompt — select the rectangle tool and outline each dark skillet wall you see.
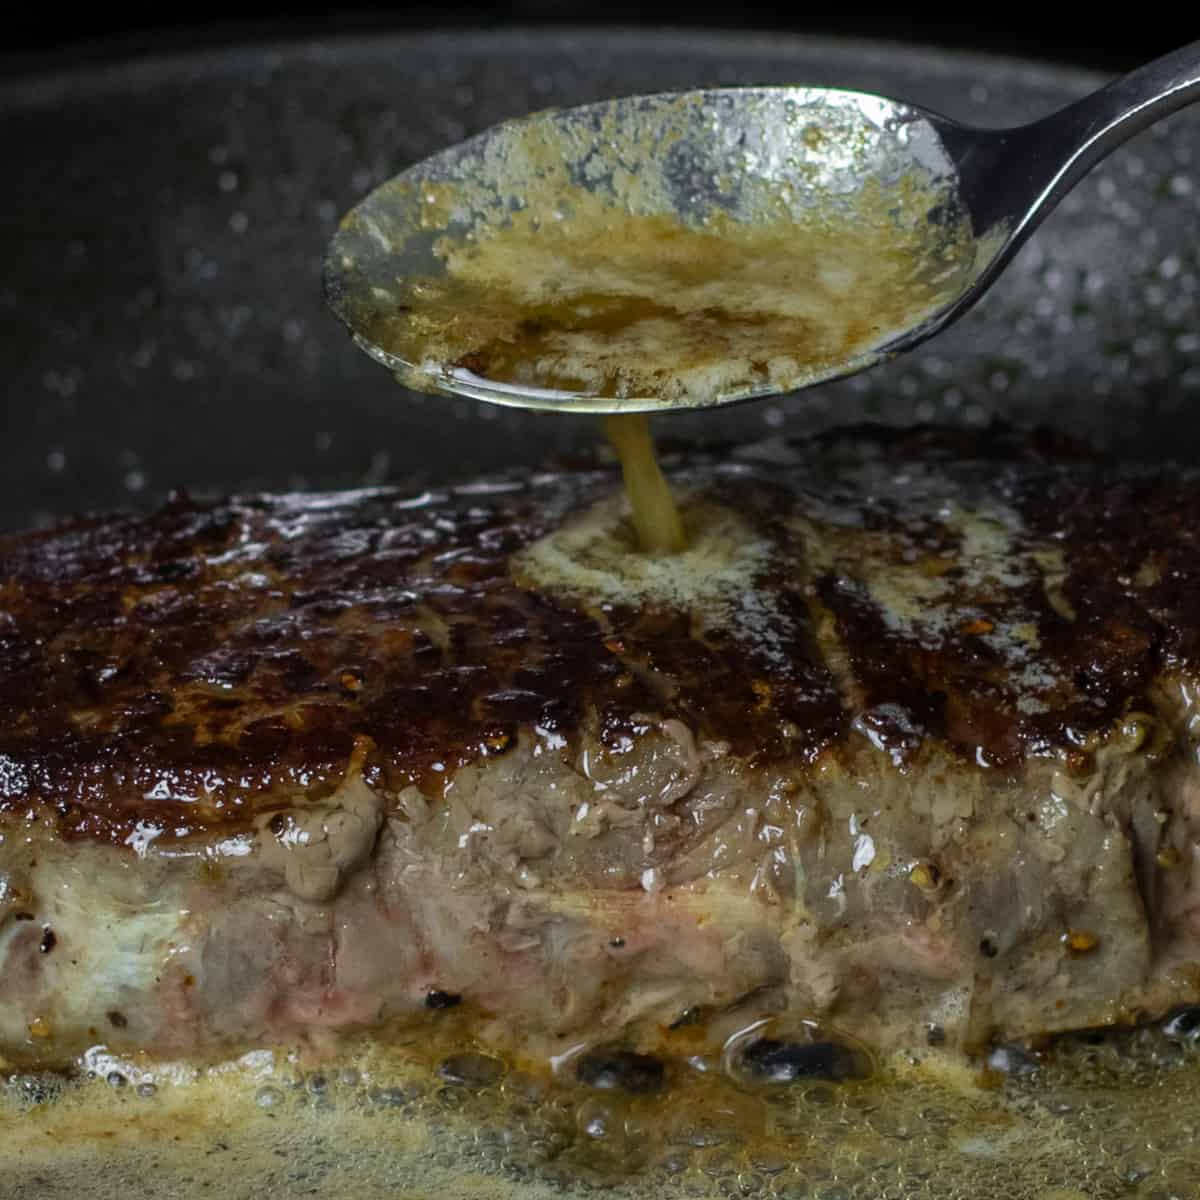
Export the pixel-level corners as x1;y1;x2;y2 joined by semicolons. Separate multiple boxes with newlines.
4;5;1191;71
3;18;1199;532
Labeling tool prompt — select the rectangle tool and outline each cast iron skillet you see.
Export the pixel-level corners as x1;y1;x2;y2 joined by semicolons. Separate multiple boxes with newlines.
2;29;1199;536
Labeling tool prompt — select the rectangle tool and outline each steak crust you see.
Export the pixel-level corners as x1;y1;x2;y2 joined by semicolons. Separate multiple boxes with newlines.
2;425;1199;1068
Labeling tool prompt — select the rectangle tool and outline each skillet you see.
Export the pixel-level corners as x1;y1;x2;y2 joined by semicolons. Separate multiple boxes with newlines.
3;27;1200;1200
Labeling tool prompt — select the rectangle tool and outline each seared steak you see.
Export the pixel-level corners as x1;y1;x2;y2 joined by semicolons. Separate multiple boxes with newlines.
2;426;1199;1069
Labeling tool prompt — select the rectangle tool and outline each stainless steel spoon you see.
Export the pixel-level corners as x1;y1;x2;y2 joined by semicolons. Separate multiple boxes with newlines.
325;42;1200;414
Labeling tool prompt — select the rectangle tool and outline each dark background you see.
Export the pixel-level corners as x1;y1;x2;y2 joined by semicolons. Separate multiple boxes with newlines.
4;4;1194;72
4;6;1199;530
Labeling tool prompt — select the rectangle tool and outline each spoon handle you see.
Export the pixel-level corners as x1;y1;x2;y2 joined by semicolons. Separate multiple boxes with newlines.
953;42;1200;244
1025;41;1200;201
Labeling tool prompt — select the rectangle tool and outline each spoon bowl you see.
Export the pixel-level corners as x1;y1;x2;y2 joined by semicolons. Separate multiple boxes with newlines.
325;43;1200;413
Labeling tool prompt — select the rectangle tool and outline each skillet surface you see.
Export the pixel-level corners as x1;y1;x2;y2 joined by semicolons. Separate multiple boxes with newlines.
2;29;1199;533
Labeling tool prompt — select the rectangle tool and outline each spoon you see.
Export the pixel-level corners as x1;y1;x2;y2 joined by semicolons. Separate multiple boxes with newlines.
325;42;1200;414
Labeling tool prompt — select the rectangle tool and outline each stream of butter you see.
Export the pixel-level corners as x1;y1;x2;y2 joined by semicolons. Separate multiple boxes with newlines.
602;414;687;554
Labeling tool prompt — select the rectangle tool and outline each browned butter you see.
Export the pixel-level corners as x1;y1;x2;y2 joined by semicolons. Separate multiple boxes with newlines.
367;196;976;409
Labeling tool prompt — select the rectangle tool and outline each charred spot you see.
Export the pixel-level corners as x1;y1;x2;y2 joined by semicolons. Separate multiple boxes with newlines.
38;927;56;954
425;989;462;1011
575;1049;665;1095
980;937;999;959
237;717;291;756
149;559;199;584
926;1024;946;1046
107;1010;129;1029
276;650;322;694
14;912;34;922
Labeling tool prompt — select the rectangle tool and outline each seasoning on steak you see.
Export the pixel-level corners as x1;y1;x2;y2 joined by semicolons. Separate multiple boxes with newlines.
2;424;1199;1070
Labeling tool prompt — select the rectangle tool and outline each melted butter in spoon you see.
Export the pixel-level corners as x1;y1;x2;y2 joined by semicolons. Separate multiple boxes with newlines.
364;187;975;408
330;89;981;410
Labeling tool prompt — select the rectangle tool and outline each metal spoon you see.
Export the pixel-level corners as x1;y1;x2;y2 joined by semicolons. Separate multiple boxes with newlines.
325;42;1200;414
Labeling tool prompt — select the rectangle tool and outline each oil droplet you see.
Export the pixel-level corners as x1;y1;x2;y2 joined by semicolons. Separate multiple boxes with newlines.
1063;930;1100;955
909;862;941;891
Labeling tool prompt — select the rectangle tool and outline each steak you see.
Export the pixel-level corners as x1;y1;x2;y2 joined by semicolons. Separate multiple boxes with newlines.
2;425;1200;1071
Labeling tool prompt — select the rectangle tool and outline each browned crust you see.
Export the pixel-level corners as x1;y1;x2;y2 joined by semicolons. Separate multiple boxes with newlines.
0;425;1193;847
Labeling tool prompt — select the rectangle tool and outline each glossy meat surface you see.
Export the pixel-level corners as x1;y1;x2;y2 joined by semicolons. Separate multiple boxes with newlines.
0;456;837;844
1;424;1192;844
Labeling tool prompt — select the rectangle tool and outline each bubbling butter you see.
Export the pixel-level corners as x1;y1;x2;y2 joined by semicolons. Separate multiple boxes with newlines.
513;489;772;631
